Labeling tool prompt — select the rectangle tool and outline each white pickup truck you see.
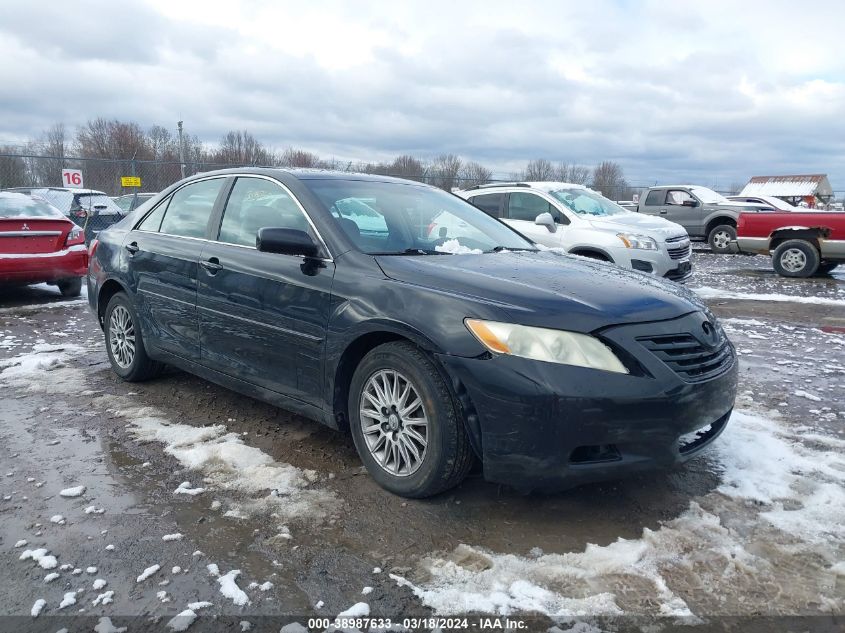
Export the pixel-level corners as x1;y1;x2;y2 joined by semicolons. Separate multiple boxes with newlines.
450;182;693;282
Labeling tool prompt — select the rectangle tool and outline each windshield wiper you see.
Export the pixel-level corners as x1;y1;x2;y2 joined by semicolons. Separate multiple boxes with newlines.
371;248;448;256
486;246;538;253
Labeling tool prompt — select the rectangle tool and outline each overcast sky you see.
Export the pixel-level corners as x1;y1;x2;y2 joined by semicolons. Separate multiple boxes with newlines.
1;0;843;190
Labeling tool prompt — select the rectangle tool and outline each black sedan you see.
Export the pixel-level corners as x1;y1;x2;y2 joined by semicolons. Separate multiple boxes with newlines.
87;168;737;497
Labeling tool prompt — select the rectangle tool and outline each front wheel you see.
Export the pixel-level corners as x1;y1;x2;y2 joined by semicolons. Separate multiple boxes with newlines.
772;240;820;278
348;342;474;498
707;224;736;254
104;293;163;381
57;278;82;297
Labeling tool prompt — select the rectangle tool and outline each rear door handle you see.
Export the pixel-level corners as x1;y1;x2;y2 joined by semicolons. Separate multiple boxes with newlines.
201;258;222;274
659;210;668;215
125;242;139;254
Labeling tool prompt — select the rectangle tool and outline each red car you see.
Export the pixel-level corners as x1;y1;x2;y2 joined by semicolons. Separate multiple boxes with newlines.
0;192;88;296
734;210;845;277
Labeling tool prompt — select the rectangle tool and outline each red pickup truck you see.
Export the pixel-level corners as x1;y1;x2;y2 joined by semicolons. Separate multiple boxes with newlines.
734;212;844;277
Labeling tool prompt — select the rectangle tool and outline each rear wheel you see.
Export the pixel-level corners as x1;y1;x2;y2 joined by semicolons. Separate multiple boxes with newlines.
104;293;162;381
57;278;82;297
772;240;820;278
707;224;736;254
348;341;474;498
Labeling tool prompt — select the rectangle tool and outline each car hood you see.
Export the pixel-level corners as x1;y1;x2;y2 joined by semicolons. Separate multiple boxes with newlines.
586;213;687;238
375;250;704;332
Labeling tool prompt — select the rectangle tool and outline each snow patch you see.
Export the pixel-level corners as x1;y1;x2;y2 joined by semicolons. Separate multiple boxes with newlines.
136;564;161;583
217;569;250;606
435;239;483;255
31;598;46;617
59;485;85;498
337;602;370;618
692;286;845;307
20;548;58;570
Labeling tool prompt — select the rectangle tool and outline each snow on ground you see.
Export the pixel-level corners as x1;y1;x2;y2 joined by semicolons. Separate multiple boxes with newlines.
0;343;87;388
692;286;845;306
391;408;845;618
111;402;337;522
217;569;250;606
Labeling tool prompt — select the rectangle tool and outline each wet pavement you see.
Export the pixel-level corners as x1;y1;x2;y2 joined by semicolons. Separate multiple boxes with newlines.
0;251;843;631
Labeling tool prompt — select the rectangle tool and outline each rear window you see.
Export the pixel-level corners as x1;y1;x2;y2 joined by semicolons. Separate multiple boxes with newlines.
0;193;64;218
75;194;122;214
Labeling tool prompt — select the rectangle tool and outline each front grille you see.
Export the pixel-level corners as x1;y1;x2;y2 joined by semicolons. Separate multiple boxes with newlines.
665;236;691;260
636;330;733;382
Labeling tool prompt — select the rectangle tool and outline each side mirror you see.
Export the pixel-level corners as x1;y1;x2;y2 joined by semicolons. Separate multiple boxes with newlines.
682;199;698;207
256;228;319;257
535;212;557;233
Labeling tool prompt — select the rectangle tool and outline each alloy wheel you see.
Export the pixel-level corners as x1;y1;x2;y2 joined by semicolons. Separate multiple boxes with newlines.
780;248;807;273
713;230;731;250
108;305;136;368
359;369;429;477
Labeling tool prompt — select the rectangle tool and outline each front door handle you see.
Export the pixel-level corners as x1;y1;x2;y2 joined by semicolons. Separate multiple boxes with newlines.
659;210;668;215
125;242;139;254
201;258;223;274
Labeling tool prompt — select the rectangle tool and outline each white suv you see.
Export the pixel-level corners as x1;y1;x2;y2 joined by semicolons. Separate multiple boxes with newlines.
454;182;693;282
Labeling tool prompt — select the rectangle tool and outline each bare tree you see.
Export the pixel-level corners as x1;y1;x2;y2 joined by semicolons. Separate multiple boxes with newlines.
523;158;555;181
388;155;426;181
42;123;67;158
428;153;463;190
214;130;271;165
0;146;31;188
461;161;492;188
279;147;323;169
566;165;591;185
76;118;151;160
591;161;628;199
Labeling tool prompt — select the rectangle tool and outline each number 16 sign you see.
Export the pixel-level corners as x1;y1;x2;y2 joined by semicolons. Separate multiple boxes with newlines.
61;168;84;188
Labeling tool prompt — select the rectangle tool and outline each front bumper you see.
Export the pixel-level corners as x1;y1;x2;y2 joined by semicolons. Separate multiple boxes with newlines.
437;313;737;491
609;244;692;282
0;245;88;284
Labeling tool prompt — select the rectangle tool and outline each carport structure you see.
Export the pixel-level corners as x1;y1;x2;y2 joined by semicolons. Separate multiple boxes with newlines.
739;174;834;208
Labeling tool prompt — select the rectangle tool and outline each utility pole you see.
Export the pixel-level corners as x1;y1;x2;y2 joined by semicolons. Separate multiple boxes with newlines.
177;120;186;179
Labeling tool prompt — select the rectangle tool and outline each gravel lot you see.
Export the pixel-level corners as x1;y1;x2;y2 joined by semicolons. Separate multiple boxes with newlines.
1;249;843;632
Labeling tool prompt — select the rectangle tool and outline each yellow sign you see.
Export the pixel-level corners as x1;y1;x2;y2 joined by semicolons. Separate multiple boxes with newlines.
121;176;141;187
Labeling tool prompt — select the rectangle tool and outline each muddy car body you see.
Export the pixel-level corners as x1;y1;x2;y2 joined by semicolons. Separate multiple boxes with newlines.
88;168;738;497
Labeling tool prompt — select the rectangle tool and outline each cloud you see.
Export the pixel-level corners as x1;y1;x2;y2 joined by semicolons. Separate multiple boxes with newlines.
0;0;843;191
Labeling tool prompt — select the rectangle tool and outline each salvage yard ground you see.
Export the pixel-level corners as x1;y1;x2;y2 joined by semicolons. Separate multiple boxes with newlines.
0;248;843;631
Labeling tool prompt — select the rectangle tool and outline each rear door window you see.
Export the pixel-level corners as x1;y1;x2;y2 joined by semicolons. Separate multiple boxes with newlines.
469;193;504;217
644;190;664;206
158;178;225;239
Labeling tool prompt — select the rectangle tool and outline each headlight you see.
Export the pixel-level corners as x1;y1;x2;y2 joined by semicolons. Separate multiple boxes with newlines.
617;233;657;250
465;319;628;374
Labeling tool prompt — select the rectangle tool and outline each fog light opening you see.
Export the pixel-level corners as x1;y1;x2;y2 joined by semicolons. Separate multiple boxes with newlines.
569;444;622;464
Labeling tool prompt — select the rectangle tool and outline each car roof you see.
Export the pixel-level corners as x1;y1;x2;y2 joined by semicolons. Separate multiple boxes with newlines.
188;167;428;186
464;181;589;193
5;186;109;195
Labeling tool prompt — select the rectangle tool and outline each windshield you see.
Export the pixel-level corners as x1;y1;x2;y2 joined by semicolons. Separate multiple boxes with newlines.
302;179;536;255
0;193;64;218
549;188;628;217
689;186;729;204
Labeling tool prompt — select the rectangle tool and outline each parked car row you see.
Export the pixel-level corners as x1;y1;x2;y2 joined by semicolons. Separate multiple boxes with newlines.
86;168;737;498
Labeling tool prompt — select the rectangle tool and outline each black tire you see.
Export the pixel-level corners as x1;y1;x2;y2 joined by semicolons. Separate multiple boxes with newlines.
817;261;840;275
348;341;474;498
103;292;163;381
772;240;820;278
707;224;737;254
57;278;82;297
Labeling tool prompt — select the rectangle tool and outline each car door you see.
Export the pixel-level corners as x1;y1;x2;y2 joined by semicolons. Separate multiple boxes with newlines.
504;191;565;247
639;189;666;218
125;176;227;361
197;175;336;406
663;189;704;235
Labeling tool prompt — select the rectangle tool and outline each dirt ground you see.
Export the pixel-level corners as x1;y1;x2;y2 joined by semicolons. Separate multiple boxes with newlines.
0;249;843;632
